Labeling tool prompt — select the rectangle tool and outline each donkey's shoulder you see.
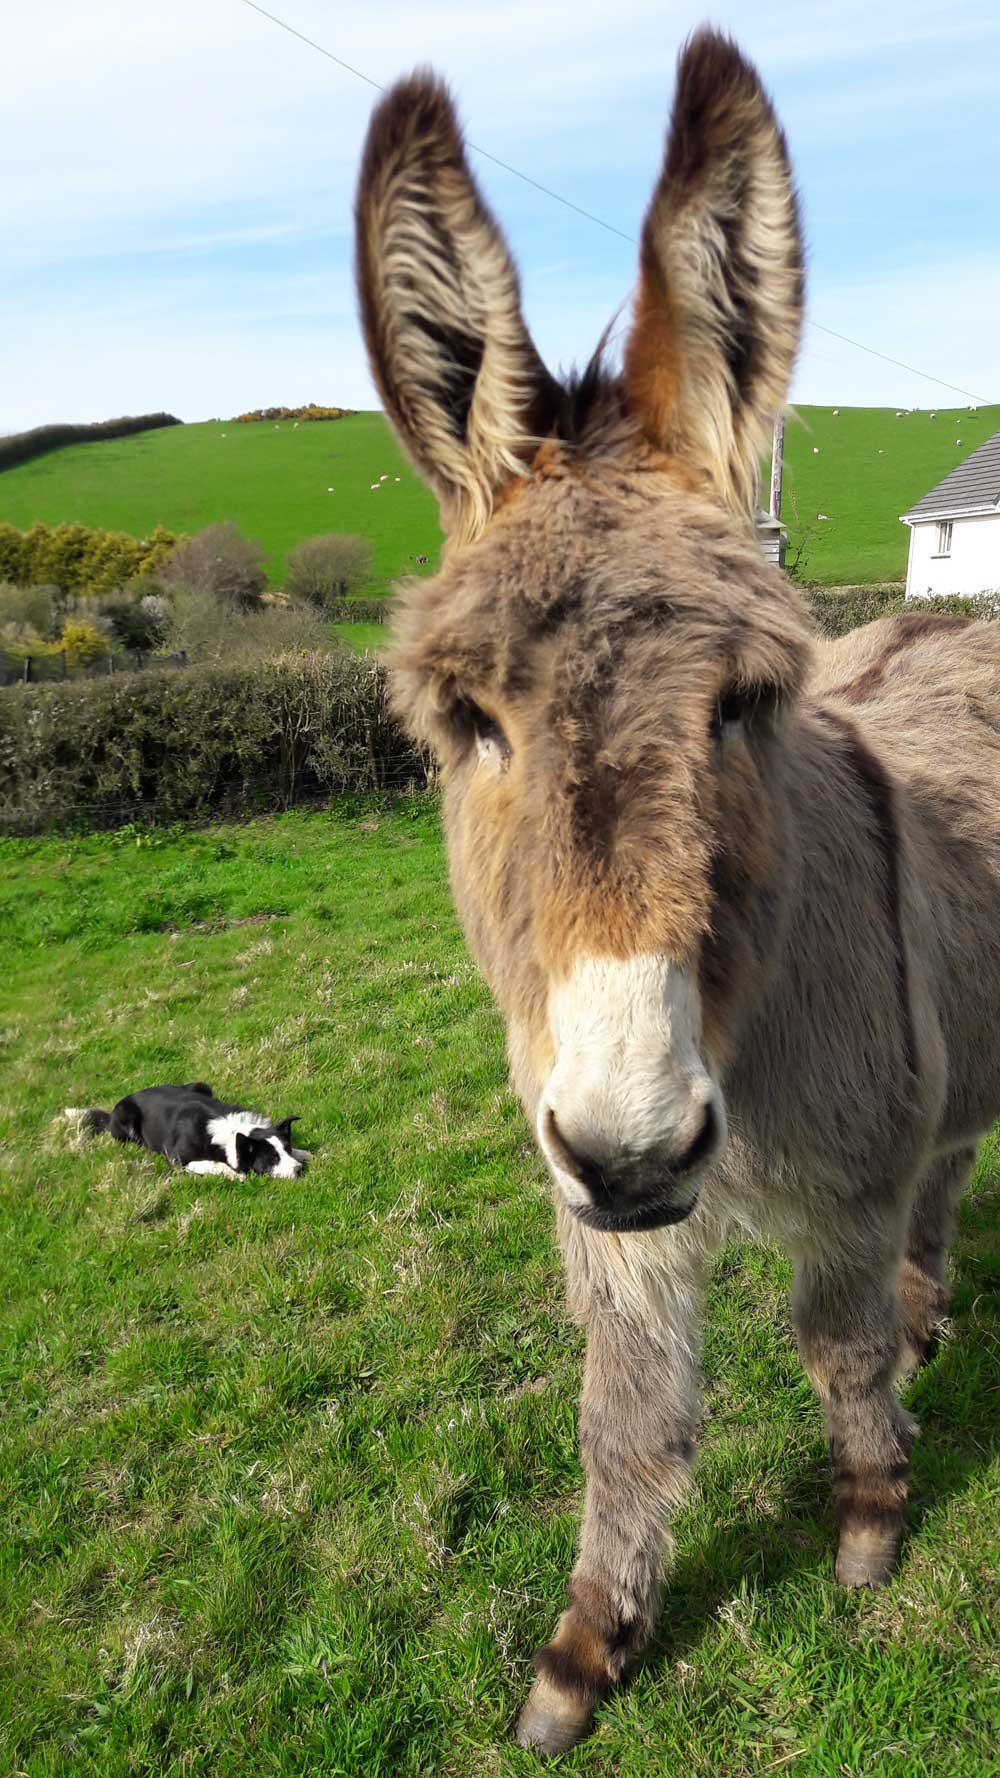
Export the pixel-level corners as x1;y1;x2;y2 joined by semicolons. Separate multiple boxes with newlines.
808;611;998;709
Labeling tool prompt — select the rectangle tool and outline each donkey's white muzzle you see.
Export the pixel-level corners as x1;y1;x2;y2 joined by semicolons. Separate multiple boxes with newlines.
537;955;726;1231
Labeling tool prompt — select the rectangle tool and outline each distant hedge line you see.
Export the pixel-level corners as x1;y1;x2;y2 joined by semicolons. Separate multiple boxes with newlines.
0;522;180;596
230;405;355;423
804;584;1000;637
0;413;181;473
0;651;428;834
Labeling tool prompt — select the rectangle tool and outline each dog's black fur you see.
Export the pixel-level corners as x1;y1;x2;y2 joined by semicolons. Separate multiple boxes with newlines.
77;1082;305;1177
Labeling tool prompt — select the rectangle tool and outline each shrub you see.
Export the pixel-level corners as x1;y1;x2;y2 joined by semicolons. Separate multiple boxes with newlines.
285;533;373;610
0;652;428;832
230;404;354;423
805;586;1000;638
160;522;267;610
0;522;180;596
0;582;60;639
60;617;109;666
163;585;331;664
0;413;180;473
99;595;168;653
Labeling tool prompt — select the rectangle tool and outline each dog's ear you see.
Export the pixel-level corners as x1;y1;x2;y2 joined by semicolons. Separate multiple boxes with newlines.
234;1131;255;1173
274;1116;299;1147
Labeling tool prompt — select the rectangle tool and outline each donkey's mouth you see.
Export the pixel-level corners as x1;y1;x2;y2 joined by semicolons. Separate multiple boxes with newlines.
571;1188;700;1235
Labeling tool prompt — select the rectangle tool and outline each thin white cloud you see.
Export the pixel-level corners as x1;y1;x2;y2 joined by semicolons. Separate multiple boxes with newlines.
2;0;997;429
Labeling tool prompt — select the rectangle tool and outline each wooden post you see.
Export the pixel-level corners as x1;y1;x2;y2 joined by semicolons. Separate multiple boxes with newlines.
23;655;31;685
769;412;785;520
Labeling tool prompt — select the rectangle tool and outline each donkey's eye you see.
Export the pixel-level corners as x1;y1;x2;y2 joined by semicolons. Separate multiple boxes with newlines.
710;683;775;743
458;700;511;766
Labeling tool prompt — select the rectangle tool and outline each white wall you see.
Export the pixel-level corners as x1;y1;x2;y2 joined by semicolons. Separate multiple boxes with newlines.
905;511;1000;598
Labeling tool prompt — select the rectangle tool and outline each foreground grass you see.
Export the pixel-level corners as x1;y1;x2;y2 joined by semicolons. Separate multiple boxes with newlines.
3;403;998;590
2;807;999;1777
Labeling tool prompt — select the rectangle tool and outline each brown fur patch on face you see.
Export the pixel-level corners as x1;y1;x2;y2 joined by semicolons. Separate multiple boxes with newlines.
389;465;813;1090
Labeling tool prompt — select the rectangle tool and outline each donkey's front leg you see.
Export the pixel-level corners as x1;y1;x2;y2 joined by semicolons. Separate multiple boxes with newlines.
517;1264;703;1754
793;1252;916;1589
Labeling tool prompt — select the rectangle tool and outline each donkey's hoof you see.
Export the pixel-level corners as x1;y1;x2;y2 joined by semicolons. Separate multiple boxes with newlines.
515;1676;594;1755
835;1530;898;1589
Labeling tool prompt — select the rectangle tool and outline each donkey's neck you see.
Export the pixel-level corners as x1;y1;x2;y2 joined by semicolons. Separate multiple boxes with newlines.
724;702;921;1178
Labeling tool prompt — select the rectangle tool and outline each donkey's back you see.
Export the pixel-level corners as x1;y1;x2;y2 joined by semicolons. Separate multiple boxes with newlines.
815;610;1000;1145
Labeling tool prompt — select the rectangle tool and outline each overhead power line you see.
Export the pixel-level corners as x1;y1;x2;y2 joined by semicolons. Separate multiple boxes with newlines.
237;0;991;405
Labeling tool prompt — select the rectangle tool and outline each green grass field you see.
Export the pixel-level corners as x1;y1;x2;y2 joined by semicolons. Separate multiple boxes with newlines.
3;807;999;1776
2;404;998;590
0;415;441;591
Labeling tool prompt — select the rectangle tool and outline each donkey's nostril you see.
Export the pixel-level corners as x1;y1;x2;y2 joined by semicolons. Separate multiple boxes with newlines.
675;1102;718;1176
543;1107;608;1193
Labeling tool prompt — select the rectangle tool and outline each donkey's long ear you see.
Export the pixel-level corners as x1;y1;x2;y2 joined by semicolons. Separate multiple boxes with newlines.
623;31;803;516
356;74;557;540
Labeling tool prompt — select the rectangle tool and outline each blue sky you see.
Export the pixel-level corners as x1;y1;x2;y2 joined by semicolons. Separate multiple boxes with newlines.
3;0;999;432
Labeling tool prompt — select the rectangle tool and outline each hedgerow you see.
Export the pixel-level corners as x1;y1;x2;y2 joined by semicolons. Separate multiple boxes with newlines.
0;651;427;833
804;585;1000;637
0;522;180;596
230;404;355;423
0;412;180;472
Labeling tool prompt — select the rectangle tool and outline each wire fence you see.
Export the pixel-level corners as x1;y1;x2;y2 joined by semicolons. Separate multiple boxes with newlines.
0;649;188;689
1;754;439;839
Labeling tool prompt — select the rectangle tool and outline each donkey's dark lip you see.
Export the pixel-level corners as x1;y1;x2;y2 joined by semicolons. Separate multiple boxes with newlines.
572;1189;700;1235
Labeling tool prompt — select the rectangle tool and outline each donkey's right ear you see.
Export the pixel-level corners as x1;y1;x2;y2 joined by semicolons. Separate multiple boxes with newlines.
355;73;558;542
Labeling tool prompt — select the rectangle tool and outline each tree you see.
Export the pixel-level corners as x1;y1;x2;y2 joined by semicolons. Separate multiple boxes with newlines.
160;522;267;610
284;534;373;611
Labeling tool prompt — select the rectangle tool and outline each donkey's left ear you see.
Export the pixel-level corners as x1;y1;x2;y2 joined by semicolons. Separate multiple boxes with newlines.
623;30;804;516
356;73;559;541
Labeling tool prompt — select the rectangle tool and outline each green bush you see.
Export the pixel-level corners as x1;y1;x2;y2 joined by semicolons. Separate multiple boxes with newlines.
0;522;179;597
230;404;354;423
0;651;428;833
0;412;180;472
98;595;168;653
0;581;61;639
803;586;1000;638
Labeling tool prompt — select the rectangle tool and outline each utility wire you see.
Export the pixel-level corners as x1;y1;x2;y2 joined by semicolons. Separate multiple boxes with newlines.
237;0;991;405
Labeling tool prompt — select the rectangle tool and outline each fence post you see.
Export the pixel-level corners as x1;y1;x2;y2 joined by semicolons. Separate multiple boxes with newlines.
23;655;31;684
108;653;115;676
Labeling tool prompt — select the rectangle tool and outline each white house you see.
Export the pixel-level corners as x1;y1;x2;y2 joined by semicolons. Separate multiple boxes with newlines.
900;429;1000;598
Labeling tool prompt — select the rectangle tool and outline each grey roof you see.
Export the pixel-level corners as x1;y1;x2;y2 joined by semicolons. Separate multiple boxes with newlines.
903;428;1000;521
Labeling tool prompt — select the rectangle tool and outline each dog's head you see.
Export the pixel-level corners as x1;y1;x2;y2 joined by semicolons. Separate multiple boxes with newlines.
235;1118;302;1178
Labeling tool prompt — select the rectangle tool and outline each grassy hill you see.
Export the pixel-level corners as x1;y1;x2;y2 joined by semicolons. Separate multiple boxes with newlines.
779;402;999;584
0;414;441;593
1;403;997;590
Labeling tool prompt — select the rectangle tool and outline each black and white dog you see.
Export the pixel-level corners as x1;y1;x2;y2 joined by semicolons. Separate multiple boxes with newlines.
68;1083;310;1179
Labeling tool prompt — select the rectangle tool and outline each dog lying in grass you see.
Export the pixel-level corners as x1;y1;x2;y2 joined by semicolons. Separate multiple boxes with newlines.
67;1083;311;1179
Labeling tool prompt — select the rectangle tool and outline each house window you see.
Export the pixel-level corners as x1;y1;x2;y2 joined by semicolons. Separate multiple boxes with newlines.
934;520;953;556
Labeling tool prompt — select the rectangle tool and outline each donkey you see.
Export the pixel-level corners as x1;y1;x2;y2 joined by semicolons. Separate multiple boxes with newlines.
355;29;1000;1753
